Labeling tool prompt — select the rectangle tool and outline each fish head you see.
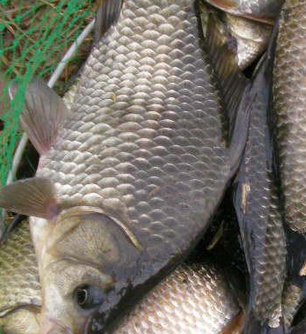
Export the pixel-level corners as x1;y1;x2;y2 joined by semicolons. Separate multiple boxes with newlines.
37;207;142;334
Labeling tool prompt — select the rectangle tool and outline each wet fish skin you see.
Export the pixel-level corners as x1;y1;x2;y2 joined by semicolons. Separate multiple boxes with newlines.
234;55;286;332
0;222;243;334
281;228;306;331
0;308;40;334
0;220;40;317
0;220;41;334
204;0;284;24
273;0;306;233
282;282;302;330
224;14;272;70
113;261;242;334
1;0;250;333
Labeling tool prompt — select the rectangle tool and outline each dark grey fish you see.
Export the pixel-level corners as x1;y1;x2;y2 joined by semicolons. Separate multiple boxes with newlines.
233;53;287;334
273;0;306;233
0;1;250;333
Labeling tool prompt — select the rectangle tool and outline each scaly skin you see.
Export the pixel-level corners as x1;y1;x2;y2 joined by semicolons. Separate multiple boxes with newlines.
204;0;284;24
225;14;272;70
0;223;242;334
234;58;286;329
28;1;239;332
0;221;40;317
114;262;241;334
273;0;306;233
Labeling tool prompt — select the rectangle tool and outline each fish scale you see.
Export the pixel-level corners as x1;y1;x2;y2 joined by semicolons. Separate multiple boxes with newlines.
0;221;40;317
273;0;306;232
234;56;286;332
114;262;240;334
36;0;230;263
204;0;283;24
0;218;242;334
0;0;250;332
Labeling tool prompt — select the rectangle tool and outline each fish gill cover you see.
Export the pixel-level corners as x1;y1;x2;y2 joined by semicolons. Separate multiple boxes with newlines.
0;0;95;186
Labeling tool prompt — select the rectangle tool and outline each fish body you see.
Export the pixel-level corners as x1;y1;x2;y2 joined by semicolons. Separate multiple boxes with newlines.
0;220;40;334
225;14;272;69
0;221;243;334
114;261;243;334
0;1;250;333
273;0;306;233
281;228;306;331
0;220;40;317
234;55;286;332
204;0;283;24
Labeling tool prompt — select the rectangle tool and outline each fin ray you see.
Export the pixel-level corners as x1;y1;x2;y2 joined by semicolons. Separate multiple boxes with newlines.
0;178;59;220
94;0;123;43
19;78;69;155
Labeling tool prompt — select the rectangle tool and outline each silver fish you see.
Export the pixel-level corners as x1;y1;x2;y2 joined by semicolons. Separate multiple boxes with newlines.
0;0;250;333
0;219;40;334
0;221;243;334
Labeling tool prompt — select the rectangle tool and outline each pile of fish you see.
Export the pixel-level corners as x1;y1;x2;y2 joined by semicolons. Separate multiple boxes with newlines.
3;0;306;333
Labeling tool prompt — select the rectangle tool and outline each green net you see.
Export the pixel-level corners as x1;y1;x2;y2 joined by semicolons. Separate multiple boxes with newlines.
0;0;95;186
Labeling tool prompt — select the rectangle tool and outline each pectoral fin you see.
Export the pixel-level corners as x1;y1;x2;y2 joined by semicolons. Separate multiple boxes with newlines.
0;178;60;220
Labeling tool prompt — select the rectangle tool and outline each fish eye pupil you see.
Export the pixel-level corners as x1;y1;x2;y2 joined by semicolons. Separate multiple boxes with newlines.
76;287;88;306
74;285;105;310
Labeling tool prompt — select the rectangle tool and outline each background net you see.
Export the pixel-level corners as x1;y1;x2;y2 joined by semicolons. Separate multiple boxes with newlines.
0;0;95;186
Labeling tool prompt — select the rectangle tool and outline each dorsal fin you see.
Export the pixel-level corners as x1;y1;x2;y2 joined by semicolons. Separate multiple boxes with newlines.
94;0;123;43
0;178;60;220
10;78;70;155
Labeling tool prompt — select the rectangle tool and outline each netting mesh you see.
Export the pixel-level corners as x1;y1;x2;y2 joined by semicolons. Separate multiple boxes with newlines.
0;0;94;186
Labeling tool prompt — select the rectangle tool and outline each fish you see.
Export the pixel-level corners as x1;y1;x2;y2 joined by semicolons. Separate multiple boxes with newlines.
233;53;287;333
281;227;306;331
204;0;284;24
0;0;251;333
224;14;272;70
0;219;41;334
0;219;244;334
201;4;273;70
112;260;244;334
272;0;306;233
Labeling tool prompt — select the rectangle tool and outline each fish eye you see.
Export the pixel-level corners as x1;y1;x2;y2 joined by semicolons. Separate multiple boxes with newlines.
74;285;105;310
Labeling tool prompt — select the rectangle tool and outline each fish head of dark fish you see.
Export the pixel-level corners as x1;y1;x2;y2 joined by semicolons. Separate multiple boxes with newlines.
38;207;143;334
